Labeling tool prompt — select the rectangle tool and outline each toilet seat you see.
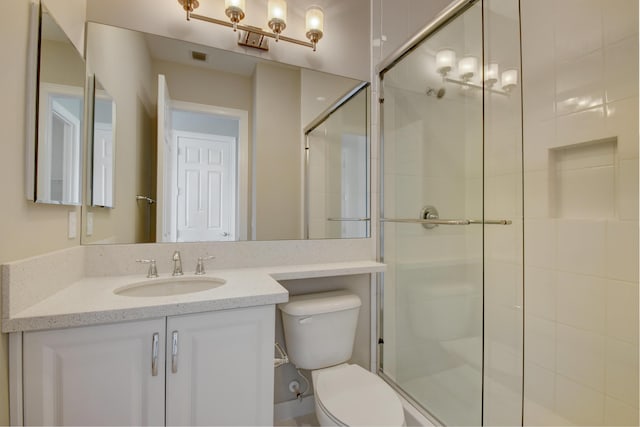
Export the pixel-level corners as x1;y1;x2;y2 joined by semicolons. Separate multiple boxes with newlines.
314;364;404;426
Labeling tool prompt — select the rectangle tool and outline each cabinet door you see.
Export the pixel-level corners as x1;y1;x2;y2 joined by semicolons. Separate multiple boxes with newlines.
23;319;166;426
166;305;275;426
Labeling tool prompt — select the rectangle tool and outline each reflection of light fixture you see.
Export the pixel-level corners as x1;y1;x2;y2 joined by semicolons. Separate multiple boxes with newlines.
436;48;456;76
458;56;478;81
501;69;518;92
434;48;518;96
484;63;499;87
177;0;324;51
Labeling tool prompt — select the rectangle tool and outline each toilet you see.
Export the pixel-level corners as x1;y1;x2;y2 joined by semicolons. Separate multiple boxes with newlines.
278;290;405;426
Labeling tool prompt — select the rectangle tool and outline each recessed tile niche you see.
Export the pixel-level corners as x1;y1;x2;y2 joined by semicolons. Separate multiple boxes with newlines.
549;137;617;219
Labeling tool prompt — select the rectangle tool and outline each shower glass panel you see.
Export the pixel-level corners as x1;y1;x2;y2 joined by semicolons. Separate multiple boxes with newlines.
379;1;524;425
306;85;370;239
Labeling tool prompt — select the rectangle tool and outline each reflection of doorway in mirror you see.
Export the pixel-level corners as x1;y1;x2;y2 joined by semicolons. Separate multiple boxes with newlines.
37;84;83;205
174;131;237;242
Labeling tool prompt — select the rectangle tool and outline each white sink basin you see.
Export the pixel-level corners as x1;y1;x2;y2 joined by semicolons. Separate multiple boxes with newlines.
114;276;226;297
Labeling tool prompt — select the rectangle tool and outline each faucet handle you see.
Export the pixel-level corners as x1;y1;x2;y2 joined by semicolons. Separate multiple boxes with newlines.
195;255;215;275
136;259;158;278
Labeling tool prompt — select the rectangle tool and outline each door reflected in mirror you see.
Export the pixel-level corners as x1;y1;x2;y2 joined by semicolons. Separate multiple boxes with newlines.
90;78;116;208
35;5;84;205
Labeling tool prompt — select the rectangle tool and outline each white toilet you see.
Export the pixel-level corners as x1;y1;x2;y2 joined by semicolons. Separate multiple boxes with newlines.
278;290;405;426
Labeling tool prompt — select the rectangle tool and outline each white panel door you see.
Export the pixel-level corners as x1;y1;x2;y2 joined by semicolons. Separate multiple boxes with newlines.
165;306;275;426
157;74;177;242
175;131;236;242
92;122;114;207
23;319;166;426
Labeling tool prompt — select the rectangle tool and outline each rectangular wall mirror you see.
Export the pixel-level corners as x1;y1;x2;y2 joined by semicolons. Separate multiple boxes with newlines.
33;4;85;205
82;22;370;244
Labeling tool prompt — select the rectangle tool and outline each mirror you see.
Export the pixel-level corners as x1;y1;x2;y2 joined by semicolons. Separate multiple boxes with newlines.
89;78;116;208
82;22;370;244
34;5;85;205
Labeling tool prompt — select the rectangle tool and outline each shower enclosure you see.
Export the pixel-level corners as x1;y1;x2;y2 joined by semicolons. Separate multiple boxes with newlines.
377;0;638;425
378;0;523;424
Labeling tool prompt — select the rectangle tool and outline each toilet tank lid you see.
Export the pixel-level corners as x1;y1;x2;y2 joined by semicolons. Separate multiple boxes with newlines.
278;290;361;316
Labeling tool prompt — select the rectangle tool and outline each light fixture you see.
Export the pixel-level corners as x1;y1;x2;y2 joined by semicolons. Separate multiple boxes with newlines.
177;0;324;51
433;47;518;96
305;6;324;51
267;0;287;40
435;48;456;76
224;0;246;30
484;63;499;87
458;56;478;81
501;69;518;92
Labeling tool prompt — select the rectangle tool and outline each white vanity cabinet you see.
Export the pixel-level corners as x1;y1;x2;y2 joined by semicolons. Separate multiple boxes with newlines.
22;305;275;426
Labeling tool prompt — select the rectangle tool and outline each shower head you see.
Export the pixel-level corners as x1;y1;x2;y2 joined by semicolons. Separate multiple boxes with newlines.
426;87;446;99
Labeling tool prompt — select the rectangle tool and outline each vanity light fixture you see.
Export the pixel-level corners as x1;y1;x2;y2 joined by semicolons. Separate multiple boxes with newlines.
501;68;518;92
177;0;324;51
435;48;518;96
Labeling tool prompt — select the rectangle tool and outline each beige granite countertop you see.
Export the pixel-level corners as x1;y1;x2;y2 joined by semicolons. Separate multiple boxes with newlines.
3;261;385;332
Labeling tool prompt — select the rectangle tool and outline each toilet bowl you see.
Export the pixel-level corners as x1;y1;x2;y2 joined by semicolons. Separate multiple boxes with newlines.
312;364;405;426
278;290;405;426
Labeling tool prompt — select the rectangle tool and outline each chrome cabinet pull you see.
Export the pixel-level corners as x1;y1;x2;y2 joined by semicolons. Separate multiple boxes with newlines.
171;331;179;374
151;333;159;376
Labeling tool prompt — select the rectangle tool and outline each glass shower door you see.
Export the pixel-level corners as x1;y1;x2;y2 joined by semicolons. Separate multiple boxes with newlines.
378;1;524;425
379;2;484;425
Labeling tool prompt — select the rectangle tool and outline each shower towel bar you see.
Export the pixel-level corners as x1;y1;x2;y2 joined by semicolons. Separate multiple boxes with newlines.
380;218;512;225
327;217;371;222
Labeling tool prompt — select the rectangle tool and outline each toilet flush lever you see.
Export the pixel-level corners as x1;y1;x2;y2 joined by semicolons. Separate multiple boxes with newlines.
298;317;312;324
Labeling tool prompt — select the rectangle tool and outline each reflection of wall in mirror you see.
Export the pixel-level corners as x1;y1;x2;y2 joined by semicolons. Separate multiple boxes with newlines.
254;62;301;240
40;39;84;87
84;23;155;244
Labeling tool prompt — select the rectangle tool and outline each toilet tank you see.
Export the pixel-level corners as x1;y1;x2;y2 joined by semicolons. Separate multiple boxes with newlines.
278;290;361;370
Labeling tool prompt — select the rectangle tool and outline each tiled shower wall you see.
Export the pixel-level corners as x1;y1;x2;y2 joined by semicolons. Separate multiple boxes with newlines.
521;0;639;425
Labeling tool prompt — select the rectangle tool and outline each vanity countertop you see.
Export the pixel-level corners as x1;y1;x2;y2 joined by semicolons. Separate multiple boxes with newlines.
3;260;385;332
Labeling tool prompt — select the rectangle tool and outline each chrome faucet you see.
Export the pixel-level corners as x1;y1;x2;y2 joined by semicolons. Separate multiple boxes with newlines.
172;251;183;276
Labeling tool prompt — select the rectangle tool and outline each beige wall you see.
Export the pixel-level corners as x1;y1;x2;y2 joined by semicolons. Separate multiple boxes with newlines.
253;62;302;240
83;23;155;244
39;39;85;87
0;1;86;422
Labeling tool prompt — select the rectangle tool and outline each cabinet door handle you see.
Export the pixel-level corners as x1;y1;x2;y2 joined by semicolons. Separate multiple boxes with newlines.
171;331;179;374
151;333;159;376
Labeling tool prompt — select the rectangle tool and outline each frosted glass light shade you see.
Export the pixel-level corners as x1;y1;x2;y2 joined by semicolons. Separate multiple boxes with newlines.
458;56;478;80
501;69;518;91
268;0;287;24
306;6;324;34
484;63;499;86
225;0;245;11
436;48;456;76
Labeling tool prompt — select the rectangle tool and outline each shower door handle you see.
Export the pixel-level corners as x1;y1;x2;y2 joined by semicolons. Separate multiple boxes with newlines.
380;218;512;225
